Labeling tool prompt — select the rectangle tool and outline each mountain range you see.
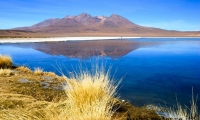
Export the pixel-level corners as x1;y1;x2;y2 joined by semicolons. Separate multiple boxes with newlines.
0;13;200;37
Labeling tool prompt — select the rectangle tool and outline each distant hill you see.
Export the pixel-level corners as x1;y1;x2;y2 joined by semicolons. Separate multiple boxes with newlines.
0;13;200;37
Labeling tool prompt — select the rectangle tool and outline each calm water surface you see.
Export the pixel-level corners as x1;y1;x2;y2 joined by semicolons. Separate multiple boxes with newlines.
0;38;200;107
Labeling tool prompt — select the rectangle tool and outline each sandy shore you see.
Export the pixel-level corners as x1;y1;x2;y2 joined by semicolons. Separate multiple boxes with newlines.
0;37;141;43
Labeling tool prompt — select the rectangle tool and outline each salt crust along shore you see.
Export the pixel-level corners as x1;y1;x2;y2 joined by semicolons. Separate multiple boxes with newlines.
0;37;199;43
0;37;140;43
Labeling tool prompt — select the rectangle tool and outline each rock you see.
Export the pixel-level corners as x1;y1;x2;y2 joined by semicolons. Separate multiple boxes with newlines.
40;82;50;87
42;86;49;89
18;79;31;83
52;86;63;90
43;76;53;81
52;82;68;90
146;104;164;111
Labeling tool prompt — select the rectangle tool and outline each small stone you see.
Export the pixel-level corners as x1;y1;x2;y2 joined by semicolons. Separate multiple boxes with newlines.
18;79;30;83
52;82;68;90
44;76;53;81
42;86;49;89
53;86;63;90
40;82;50;87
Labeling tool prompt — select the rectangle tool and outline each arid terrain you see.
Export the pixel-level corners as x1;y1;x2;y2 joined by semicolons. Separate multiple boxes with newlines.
1;13;200;37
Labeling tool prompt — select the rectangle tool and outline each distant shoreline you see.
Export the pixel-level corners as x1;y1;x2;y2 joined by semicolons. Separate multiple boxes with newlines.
0;36;200;43
0;37;135;43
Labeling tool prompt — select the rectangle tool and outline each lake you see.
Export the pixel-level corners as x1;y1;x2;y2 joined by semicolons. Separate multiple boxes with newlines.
0;38;200;107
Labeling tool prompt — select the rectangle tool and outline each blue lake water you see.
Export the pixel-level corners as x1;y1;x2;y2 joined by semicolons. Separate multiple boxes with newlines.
0;38;200;107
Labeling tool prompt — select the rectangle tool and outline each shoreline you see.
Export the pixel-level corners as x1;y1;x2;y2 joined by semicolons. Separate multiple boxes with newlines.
0;37;139;43
0;36;200;43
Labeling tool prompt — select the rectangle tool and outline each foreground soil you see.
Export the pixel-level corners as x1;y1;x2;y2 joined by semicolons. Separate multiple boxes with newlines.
0;66;160;119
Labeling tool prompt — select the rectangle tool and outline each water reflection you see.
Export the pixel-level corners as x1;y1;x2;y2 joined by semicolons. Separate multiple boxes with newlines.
12;40;158;59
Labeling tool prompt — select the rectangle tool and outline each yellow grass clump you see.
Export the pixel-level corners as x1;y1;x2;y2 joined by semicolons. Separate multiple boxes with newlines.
0;54;13;68
16;66;32;73
34;67;44;75
57;64;121;120
0;68;13;76
44;71;57;77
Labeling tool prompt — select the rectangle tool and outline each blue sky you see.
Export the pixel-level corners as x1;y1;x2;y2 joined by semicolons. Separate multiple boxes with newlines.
0;0;200;31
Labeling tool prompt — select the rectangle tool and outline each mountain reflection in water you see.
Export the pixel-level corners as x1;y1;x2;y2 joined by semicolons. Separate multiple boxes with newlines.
13;40;158;59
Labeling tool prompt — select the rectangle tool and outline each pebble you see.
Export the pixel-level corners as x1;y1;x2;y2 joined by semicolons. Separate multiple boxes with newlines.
18;79;31;83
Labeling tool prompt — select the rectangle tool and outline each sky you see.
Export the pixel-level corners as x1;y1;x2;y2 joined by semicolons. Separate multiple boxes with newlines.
0;0;200;31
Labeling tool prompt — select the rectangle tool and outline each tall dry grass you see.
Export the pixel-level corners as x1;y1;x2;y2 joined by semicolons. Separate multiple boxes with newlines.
16;66;32;73
0;110;38;120
57;63;121;119
158;88;198;120
0;94;49;120
34;67;44;75
0;68;13;76
0;54;12;68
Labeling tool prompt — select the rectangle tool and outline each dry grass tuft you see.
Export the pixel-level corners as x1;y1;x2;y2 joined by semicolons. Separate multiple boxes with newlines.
34;67;44;75
0;68;13;76
157;88;198;120
0;93;39;110
44;71;57;77
58;64;121;119
16;66;32;74
0;54;12;68
0;94;50;120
